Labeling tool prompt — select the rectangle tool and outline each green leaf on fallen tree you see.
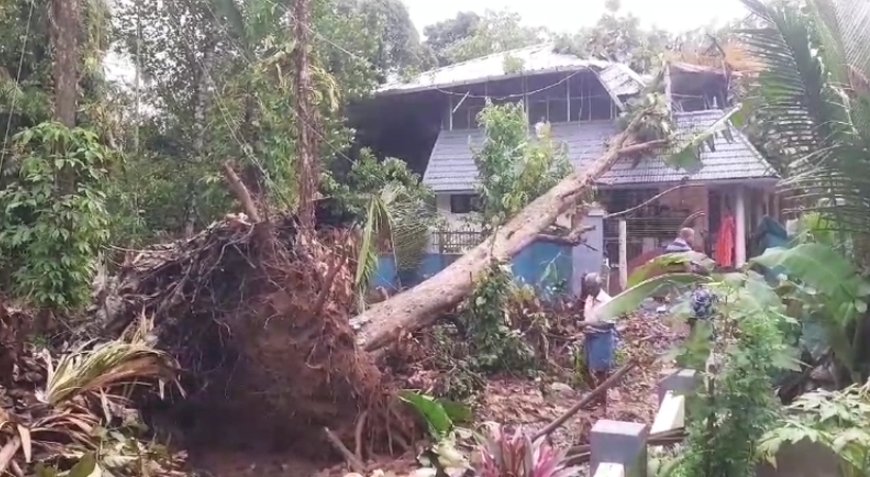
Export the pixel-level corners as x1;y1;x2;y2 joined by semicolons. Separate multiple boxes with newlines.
440;399;473;424
399;391;464;439
596;273;710;322
628;251;714;288
668;105;741;171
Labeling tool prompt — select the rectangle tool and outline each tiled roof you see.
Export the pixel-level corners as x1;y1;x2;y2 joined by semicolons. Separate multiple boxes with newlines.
424;121;616;192
422;110;777;192
600;110;778;186
377;43;643;97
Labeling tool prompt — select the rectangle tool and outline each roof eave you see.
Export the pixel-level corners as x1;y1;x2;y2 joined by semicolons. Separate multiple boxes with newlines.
596;176;780;190
376;64;599;97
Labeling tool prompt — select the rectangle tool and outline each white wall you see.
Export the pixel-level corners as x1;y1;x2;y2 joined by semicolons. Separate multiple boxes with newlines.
435;194;481;231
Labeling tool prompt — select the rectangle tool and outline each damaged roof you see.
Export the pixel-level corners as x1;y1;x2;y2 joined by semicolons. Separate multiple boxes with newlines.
423;110;777;192
377;43;645;97
601;110;778;186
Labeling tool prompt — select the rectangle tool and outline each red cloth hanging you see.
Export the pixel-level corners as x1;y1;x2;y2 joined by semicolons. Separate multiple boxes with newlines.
715;215;736;267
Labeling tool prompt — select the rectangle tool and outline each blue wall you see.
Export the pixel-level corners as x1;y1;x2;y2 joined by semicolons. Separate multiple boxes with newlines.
372;242;573;296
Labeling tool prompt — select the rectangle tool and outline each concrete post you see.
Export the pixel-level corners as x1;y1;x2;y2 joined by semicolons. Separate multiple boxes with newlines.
735;186;747;266
657;369;701;404
590;420;648;477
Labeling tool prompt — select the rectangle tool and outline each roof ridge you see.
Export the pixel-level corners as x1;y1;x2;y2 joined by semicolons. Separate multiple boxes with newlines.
398;43;553;81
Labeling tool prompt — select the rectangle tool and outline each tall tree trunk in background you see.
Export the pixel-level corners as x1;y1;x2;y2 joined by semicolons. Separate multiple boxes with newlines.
351;125;655;351
51;0;79;193
184;44;214;236
293;0;319;230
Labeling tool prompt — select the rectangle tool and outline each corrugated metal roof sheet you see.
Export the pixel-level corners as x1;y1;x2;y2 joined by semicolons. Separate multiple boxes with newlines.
422;110;777;192
377;43;643;96
598;64;645;97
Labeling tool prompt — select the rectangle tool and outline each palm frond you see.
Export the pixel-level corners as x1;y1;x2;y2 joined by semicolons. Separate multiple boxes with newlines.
40;338;177;406
354;183;435;293
741;0;870;233
354;193;389;289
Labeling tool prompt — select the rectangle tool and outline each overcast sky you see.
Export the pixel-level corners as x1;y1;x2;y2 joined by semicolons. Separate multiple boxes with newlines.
406;0;749;35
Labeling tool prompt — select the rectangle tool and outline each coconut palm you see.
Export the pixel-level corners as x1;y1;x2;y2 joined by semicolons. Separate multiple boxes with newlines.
739;0;870;234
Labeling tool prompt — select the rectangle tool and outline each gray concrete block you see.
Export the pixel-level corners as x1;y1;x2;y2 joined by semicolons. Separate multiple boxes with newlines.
657;369;700;404
590;420;648;477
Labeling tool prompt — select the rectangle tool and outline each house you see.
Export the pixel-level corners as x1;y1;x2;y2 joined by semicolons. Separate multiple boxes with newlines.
355;45;778;294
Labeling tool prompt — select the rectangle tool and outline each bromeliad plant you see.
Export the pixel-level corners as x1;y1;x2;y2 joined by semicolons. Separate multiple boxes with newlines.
475;423;579;477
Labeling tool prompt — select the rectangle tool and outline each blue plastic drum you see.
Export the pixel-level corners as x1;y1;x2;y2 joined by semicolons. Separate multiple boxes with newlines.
585;324;616;372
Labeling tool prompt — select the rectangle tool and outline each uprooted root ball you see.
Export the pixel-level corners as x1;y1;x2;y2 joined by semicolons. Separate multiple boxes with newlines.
99;215;411;458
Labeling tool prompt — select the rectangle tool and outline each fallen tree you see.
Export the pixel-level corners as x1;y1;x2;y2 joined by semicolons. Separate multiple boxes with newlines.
351;92;740;351
351;118;663;351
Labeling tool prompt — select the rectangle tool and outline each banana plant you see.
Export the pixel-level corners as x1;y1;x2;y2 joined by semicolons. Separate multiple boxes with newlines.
597;242;870;384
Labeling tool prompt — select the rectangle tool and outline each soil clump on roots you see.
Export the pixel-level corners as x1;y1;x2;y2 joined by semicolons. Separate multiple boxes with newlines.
98;214;406;464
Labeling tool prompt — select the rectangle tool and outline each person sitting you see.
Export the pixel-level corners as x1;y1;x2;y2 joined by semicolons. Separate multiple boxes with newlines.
665;227;696;253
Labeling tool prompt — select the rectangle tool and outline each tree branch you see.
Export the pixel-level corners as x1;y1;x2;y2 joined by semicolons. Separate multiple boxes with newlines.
221;161;262;223
536;224;597;245
604;180;691;220
532;360;636;440
616;139;668;156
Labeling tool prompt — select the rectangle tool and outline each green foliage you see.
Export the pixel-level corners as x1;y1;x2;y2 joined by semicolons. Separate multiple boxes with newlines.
740;0;870;234
424;10;548;66
110;0;413;241
753;244;870;382
399;391;471;440
335;152;436;293
553;11;671;73
759;380;870;476
462;262;535;374
671;279;796;477
473;102;571;229
0;123;113;309
337;0;432;76
429;326;488;401
502;53;524;75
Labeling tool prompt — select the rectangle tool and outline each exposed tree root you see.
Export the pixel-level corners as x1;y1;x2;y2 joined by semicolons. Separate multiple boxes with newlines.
98;214;412;459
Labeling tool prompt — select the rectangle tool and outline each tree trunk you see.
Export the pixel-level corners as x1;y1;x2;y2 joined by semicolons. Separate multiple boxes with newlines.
51;0;78;127
293;0;320;230
184;42;215;237
51;0;79;194
351;127;657;351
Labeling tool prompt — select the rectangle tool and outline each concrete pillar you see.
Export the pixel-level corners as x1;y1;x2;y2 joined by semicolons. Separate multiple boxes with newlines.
657;369;701;404
735;186;747;266
571;206;604;295
591;420;648;477
618;219;628;289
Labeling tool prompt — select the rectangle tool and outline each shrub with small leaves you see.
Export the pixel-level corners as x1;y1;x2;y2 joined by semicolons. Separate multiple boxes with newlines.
0;122;114;310
463;262;535;374
759;380;870;476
